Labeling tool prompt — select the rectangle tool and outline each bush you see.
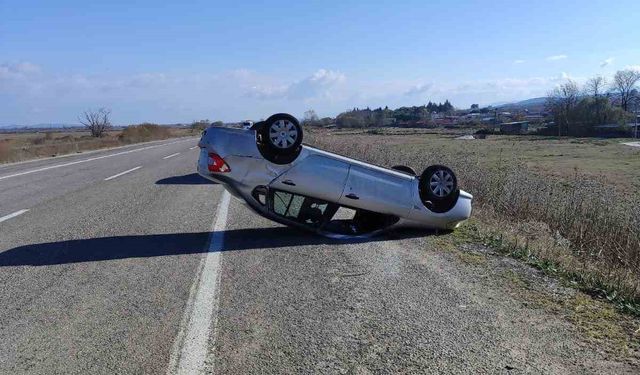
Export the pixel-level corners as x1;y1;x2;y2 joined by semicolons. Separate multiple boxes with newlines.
119;123;172;143
0;140;12;162
191;120;210;133
30;136;46;145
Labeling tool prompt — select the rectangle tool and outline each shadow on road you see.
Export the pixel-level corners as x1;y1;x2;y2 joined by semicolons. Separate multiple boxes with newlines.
0;227;437;267
156;173;216;185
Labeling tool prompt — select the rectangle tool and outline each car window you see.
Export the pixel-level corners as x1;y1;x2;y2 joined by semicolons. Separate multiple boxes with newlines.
271;190;331;228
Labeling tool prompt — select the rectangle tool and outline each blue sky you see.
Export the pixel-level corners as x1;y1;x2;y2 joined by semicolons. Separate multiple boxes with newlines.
1;0;639;125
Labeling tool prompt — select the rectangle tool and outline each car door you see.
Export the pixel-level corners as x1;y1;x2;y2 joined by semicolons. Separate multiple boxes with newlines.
338;164;414;217
269;155;350;202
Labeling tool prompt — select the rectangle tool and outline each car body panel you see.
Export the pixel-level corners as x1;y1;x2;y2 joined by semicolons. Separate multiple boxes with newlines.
271;155;350;202
339;165;413;217
197;125;473;236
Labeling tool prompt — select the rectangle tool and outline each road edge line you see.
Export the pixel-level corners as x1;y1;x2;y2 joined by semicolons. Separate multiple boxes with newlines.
167;189;230;375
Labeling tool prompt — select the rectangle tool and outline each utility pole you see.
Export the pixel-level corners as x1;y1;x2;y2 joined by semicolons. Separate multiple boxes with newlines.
631;92;640;138
633;96;639;139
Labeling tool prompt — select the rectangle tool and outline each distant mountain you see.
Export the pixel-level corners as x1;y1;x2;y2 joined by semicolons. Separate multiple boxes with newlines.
495;97;547;111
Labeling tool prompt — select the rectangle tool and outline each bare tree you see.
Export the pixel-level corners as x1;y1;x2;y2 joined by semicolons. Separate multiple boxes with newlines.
585;76;606;97
546;80;579;136
611;69;640;112
303;109;319;126
79;108;112;137
585;76;607;124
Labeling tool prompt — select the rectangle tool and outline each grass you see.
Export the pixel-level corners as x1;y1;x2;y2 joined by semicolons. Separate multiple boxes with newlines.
306;128;640;316
326;128;640;192
0;126;195;164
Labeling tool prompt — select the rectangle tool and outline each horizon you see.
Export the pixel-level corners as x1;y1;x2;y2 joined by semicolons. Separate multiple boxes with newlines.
2;0;639;125
0;96;545;128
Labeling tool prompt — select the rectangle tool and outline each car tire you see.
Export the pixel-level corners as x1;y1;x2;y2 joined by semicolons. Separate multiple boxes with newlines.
256;113;303;164
419;165;459;213
391;165;417;175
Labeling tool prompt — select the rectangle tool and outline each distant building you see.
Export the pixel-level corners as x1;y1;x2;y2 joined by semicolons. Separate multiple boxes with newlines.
500;121;529;134
524;114;545;122
593;123;639;138
481;117;496;124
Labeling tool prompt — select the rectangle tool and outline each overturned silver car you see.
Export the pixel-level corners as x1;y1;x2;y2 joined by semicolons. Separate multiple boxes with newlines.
197;113;472;238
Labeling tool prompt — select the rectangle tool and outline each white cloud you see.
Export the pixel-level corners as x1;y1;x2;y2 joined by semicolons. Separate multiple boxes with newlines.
625;65;640;72
404;83;433;96
600;57;614;67
247;69;345;100
513;59;525;64
0;61;606;125
287;69;345;100
0;63;354;124
246;84;289;99
0;61;42;80
546;54;568;61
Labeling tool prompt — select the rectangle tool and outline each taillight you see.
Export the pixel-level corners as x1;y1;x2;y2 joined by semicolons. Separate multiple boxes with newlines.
207;153;230;173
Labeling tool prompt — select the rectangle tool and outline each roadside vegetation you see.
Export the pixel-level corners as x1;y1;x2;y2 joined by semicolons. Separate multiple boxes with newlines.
306;129;640;316
0;127;191;164
118;123;173;143
545;70;639;137
0;109;211;164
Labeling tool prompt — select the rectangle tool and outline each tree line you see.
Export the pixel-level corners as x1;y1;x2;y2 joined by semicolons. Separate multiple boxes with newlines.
546;69;640;136
303;100;456;128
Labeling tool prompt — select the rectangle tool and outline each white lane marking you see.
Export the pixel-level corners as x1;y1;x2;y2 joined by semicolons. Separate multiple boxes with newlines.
189;146;198;150
163;152;181;160
104;166;142;181
168;190;230;375
0;140;187;181
0;209;29;223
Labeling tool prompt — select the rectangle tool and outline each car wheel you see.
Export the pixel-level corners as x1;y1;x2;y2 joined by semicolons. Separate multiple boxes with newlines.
256;114;303;164
391;165;417;175
258;113;303;154
419;165;459;213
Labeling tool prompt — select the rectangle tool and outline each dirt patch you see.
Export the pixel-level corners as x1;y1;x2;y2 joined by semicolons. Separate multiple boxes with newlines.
433;228;640;365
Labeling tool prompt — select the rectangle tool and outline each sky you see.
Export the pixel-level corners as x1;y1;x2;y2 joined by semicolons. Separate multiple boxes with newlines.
1;0;639;125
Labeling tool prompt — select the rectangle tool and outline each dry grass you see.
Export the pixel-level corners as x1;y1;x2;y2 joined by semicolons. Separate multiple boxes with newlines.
118;123;173;143
0;140;11;161
306;128;640;314
0;127;194;164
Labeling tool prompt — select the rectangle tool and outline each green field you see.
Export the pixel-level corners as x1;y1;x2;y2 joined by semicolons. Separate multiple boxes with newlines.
318;128;640;191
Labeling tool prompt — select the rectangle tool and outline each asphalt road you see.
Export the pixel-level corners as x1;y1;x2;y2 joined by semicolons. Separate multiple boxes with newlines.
0;138;636;374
